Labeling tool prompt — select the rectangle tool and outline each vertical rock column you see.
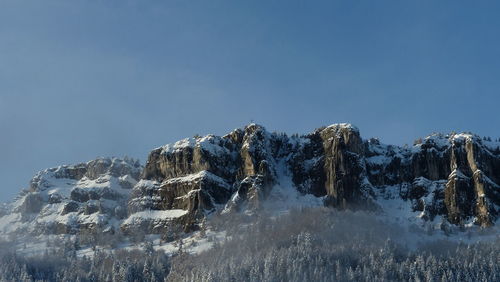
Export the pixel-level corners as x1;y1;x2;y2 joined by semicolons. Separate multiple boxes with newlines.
444;137;494;227
465;140;494;226
320;125;366;208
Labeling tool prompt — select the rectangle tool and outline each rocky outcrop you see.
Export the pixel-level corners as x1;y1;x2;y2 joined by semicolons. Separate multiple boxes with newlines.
130;125;283;231
141;135;239;182
366;133;500;227
134;124;499;230
127;171;232;231
320;124;367;208
0;157;142;236
1;123;499;240
288;124;373;209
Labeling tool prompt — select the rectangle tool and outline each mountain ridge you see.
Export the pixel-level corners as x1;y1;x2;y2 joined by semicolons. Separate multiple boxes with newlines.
1;123;499;241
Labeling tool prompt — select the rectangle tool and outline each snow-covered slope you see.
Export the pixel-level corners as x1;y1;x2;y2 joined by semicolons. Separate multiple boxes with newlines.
0;157;142;238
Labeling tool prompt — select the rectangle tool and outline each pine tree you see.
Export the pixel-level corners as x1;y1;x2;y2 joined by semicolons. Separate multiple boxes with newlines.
199;216;207;238
143;260;151;280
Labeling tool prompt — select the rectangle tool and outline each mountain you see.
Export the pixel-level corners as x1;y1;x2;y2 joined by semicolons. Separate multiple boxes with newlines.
0;157;142;236
1;123;499;241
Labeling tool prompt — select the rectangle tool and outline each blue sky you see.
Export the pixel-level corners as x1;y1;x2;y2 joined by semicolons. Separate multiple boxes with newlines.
1;1;500;201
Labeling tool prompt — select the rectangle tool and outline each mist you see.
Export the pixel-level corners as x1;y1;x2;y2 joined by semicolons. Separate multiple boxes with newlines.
169;207;500;281
0;206;498;281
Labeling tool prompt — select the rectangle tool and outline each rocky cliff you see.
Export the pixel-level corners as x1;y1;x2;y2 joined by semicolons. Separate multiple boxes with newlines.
128;123;499;232
365;133;500;227
0;157;142;236
1;124;499;239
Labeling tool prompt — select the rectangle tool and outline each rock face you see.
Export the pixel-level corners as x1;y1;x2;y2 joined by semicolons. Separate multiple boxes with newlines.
133;124;499;230
0;158;142;236
1;123;499;239
365;133;500;227
129;125;283;231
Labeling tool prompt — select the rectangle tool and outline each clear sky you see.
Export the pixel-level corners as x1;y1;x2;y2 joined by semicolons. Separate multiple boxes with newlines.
1;1;500;201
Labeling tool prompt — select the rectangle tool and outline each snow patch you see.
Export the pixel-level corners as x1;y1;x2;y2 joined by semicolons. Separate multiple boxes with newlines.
165;170;230;189
123;209;188;225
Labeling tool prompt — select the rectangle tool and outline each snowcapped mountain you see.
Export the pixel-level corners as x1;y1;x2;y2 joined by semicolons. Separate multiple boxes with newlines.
1;123;499;241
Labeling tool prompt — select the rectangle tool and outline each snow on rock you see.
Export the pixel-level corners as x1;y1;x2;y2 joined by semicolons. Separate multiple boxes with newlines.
325;123;359;133
159;135;232;157
0;157;142;237
165;170;230;189
122;209;188;226
120;208;190;235
261;159;324;214
1;123;500;248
